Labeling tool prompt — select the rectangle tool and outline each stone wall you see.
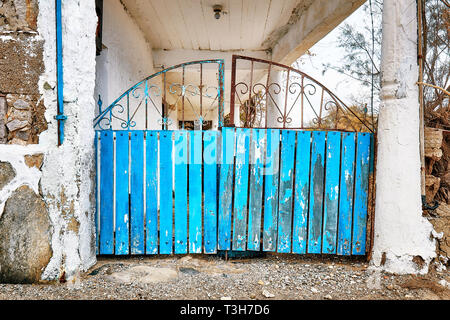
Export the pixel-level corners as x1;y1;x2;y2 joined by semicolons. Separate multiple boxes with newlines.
0;0;52;283
424;127;450;271
0;0;98;283
0;0;47;145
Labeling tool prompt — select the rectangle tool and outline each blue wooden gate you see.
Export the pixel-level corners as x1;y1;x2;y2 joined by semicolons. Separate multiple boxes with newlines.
94;56;375;256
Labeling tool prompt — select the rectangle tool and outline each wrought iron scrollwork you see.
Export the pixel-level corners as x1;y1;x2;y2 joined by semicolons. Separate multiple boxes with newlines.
229;55;374;132
94;60;225;131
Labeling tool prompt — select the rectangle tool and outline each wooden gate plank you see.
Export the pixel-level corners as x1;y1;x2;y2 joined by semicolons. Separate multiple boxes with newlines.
203;131;218;253
95;131;99;254
174;131;188;254
337;132;356;255
307;131;326;254
145;131;159;254
159;131;173;254
263;129;280;252
232;128;251;251
115;131;130;255
277;130;296;253
292;131;311;254
189;131;203;253
99;131;114;254
352;133;371;255
247;129;265;251
322;132;342;254
218;127;235;250
130;131;145;254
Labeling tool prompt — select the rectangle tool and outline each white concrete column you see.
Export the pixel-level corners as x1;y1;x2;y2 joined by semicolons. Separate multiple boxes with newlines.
372;0;435;274
38;0;98;281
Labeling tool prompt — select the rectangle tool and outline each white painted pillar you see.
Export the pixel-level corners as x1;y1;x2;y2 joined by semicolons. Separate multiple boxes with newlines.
37;0;98;281
372;0;435;274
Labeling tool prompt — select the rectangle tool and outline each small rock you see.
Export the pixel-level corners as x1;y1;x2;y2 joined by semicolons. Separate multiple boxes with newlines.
13;99;30;110
15;130;30;141
310;287;319;293
221;296;232;300
179;267;200;275
9;137;28;146
6;119;28;132
262;290;275;298
324;295;332;300
43;82;53;90
258;280;265;285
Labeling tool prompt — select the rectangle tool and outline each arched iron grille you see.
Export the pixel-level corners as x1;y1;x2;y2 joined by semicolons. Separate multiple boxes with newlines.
229;55;375;133
94;60;225;131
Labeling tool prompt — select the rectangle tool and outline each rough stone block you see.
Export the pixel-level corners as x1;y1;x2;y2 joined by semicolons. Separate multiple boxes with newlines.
6;119;28;132
0;0;39;32
0;186;52;283
0;96;6;118
435;203;450;218
424;127;444;150
0;96;6;144
0;35;44;95
24;153;44;169
425;174;441;203
14;129;30;142
0;161;16;190
13;99;30;110
4;94;46;144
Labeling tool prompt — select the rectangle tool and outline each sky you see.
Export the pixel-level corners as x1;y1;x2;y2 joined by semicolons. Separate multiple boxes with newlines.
294;3;374;109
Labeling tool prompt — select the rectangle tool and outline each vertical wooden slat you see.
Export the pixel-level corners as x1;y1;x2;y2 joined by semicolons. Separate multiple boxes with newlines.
232;128;250;251
307;131;326;254
263;129;280;251
247;129;265;251
277;130;296;253
337;132;356;255
292;131;311;254
95;131;99;254
174;131;188;254
130;131;144;254
115;131;129;255
189;130;202;253
322;131;341;254
203;131;218;253
145;131;159;254
99;131;114;254
159;131;173;254
352;133;371;255
218;127;235;250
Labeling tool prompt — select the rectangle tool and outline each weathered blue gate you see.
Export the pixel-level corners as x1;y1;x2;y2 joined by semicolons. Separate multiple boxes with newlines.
94;56;375;256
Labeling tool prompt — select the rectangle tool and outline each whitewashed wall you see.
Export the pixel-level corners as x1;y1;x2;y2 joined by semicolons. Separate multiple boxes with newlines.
94;0;159;130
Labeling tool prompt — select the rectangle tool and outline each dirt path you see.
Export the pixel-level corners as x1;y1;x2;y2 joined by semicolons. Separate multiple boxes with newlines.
0;255;448;300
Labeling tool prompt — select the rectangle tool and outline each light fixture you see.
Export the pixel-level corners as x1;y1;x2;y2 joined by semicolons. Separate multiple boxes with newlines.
213;5;223;20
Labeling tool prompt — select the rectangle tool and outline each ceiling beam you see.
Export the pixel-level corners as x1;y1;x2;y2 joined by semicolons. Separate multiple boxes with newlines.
152;48;270;70
270;0;366;66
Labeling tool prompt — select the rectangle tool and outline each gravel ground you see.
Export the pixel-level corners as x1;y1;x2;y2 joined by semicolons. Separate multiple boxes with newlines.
0;255;449;300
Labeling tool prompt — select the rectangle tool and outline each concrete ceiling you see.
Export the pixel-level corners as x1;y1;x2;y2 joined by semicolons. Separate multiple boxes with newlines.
122;0;304;51
122;0;365;66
